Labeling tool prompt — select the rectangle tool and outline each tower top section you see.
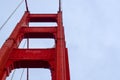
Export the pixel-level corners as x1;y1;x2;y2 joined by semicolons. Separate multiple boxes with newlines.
24;0;62;12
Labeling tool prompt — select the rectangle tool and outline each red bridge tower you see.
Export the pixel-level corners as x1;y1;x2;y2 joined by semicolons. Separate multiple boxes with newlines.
0;0;70;80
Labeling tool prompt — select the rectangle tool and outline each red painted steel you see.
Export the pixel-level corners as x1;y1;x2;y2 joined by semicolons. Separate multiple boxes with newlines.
29;14;57;22
0;10;70;80
9;49;56;60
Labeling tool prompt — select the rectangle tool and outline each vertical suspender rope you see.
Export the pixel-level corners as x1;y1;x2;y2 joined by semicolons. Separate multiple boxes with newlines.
27;68;29;80
25;0;29;79
23;2;29;76
26;12;29;80
27;36;29;80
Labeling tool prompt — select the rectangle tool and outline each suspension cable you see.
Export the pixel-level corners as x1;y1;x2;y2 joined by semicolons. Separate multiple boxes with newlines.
19;41;27;80
23;40;27;48
20;69;25;80
10;70;16;80
0;0;24;31
25;0;29;12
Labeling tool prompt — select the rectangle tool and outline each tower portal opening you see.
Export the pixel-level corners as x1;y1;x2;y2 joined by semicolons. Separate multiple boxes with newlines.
6;68;51;80
29;22;57;27
19;39;55;49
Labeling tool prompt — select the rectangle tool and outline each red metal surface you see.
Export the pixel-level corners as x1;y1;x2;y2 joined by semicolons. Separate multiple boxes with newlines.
9;49;55;60
29;14;57;22
0;10;70;80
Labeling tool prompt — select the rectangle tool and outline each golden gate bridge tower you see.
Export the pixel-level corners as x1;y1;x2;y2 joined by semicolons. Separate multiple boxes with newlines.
0;0;70;80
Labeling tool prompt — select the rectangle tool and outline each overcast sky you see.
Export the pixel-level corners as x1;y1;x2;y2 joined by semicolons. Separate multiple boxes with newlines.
0;0;120;80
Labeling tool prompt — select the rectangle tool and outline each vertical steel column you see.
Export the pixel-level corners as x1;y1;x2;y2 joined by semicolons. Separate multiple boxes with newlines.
56;11;68;80
0;11;29;80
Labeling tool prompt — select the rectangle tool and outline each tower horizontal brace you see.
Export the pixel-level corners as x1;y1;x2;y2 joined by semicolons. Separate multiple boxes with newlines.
29;14;57;22
9;48;56;60
21;27;57;33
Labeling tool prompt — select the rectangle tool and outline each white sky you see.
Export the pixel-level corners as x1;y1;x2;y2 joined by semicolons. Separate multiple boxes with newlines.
0;0;120;80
